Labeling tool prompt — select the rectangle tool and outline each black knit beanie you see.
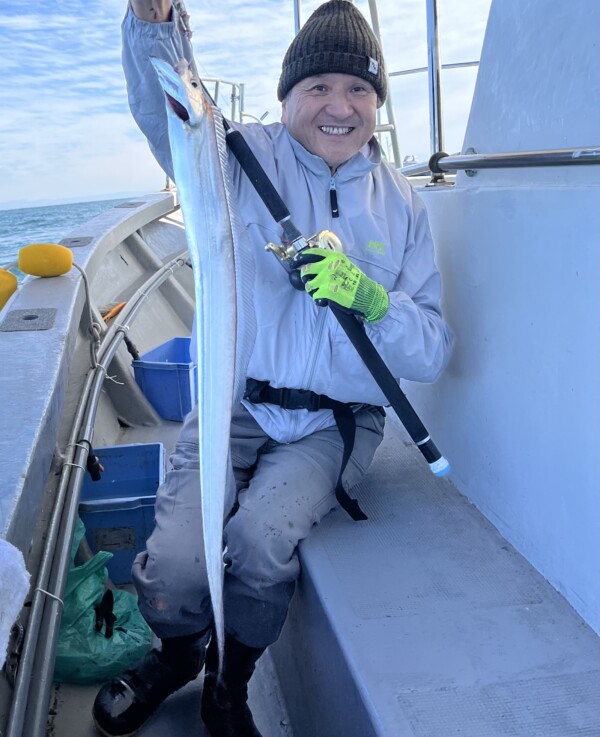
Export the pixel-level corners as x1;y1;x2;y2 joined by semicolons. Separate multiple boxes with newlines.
277;0;387;105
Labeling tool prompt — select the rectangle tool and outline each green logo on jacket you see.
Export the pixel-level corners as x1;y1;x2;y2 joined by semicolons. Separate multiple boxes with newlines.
366;240;386;255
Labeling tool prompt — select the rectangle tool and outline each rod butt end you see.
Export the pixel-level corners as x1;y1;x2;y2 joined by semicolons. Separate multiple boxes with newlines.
430;457;450;476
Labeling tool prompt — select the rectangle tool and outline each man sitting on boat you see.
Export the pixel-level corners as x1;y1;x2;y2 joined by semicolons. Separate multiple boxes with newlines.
93;1;453;736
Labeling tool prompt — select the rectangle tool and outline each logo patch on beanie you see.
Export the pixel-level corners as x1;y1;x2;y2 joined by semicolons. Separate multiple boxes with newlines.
368;57;379;75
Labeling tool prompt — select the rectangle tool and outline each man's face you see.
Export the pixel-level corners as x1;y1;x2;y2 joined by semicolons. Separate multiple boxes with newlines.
281;73;378;171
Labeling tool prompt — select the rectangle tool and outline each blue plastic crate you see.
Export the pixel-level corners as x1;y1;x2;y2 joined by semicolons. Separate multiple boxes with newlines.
132;337;197;421
79;443;165;584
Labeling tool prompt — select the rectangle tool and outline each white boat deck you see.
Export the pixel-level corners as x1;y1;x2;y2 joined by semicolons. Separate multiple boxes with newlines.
49;415;599;737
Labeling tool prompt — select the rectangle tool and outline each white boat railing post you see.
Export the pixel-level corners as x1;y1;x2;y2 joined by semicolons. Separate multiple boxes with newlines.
240;83;246;123
231;84;238;122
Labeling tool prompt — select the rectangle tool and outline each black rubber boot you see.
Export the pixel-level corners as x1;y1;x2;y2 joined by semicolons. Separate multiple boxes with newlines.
201;631;265;737
92;630;210;737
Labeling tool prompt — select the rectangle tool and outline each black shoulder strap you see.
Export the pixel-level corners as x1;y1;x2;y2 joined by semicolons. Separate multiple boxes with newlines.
331;405;367;521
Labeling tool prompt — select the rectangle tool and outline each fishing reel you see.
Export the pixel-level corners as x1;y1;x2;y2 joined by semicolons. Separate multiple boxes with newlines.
265;229;343;291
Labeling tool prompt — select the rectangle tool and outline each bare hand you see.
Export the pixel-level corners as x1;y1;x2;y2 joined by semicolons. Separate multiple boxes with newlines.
130;0;172;22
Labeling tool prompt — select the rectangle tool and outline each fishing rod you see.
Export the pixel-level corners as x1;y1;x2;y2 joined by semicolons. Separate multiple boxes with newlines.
221;117;450;479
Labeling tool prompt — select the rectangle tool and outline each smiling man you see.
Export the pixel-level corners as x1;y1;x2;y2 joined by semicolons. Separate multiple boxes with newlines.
92;2;453;737
281;72;378;170
277;0;385;169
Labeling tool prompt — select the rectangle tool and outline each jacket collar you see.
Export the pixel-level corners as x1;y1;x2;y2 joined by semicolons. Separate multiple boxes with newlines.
286;128;381;182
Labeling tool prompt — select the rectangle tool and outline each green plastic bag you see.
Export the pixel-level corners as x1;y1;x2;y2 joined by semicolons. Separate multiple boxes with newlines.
54;518;153;684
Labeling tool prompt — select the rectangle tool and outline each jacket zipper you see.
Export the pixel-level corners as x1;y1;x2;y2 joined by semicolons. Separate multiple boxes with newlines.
329;177;339;218
290;176;339;438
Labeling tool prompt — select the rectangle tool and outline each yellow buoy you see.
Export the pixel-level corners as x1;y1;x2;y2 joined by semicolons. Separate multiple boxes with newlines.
18;243;73;277
0;269;18;311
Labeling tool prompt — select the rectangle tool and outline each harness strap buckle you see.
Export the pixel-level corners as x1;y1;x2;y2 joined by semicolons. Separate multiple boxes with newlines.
288;388;321;411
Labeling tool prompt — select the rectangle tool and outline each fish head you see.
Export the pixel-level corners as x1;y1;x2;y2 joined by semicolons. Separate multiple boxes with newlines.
149;56;207;126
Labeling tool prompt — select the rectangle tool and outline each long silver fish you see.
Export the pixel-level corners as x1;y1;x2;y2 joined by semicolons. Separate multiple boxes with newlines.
149;56;256;667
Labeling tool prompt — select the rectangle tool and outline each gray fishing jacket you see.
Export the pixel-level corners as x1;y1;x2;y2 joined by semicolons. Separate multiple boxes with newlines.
122;7;453;443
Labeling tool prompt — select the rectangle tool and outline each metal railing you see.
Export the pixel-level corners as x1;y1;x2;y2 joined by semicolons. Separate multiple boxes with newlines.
367;0;402;167
6;246;190;737
203;77;244;122
426;0;444;155
375;0;479;169
389;60;479;78
429;147;600;176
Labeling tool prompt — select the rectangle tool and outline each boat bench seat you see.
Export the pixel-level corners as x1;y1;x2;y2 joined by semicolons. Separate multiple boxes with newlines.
270;418;600;737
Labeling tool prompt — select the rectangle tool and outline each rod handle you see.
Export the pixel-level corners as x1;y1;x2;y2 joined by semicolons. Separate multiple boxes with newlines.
331;306;451;476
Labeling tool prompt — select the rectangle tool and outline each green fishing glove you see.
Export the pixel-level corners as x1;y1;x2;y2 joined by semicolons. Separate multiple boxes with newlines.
293;247;389;323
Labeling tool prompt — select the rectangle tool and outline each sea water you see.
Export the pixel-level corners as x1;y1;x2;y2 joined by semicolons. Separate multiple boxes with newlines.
0;198;132;275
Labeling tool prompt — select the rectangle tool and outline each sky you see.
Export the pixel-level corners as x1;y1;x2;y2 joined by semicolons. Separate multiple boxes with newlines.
0;0;491;209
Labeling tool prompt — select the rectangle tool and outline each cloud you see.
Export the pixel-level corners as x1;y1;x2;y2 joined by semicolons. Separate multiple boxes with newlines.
0;0;491;206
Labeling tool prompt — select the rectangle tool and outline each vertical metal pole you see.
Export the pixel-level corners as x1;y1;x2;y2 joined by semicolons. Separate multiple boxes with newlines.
426;0;444;154
367;0;402;167
231;83;238;121
239;83;246;123
294;0;301;33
